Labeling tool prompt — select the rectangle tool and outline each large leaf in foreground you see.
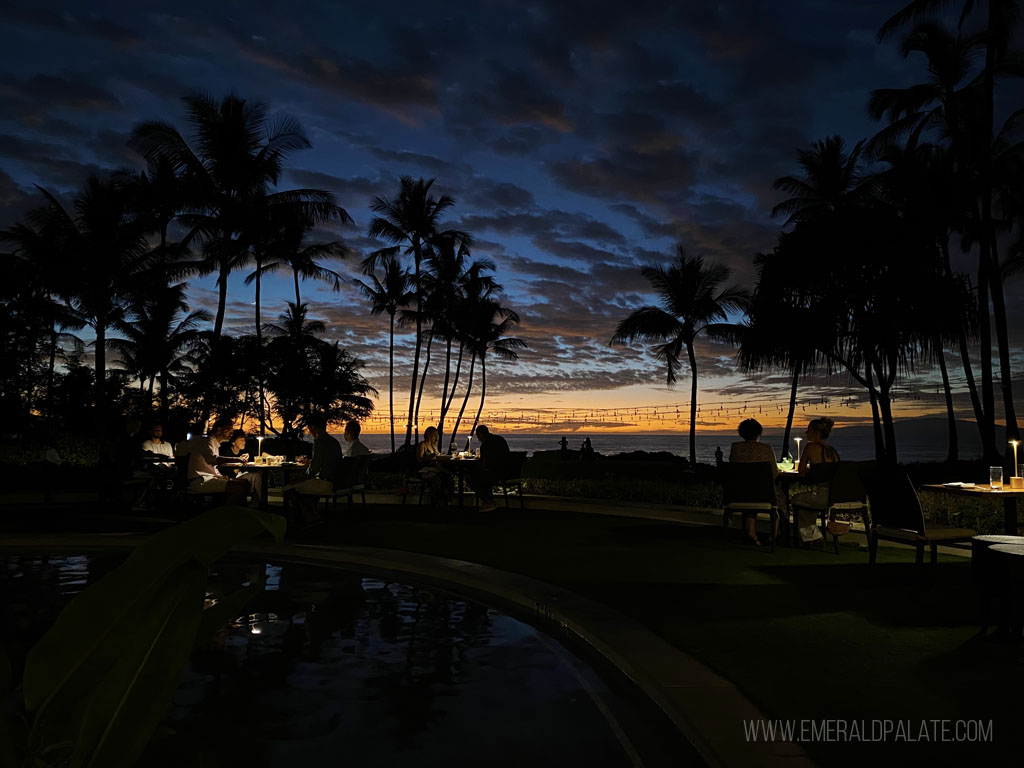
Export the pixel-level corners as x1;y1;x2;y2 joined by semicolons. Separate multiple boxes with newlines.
69;559;206;768
24;507;284;729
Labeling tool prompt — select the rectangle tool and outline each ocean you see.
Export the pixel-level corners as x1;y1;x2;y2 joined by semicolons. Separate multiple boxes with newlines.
349;421;999;464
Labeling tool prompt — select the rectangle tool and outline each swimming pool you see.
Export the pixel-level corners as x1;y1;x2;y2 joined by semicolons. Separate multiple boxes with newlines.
2;553;694;767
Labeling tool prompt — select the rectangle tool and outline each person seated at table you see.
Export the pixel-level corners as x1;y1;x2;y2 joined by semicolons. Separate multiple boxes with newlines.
284;413;342;522
468;425;511;513
187;416;258;507
729;418;782;546
342;420;371;457
217;428;252;482
141;423;175;461
790;417;840;543
417;426;451;506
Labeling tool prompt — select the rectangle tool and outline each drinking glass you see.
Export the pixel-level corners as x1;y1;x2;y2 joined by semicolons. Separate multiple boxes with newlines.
990;467;1003;489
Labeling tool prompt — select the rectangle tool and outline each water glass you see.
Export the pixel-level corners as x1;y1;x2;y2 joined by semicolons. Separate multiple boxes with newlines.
990;467;1003;489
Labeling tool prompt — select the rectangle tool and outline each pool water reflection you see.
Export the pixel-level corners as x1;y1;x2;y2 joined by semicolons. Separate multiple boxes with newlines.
2;555;684;767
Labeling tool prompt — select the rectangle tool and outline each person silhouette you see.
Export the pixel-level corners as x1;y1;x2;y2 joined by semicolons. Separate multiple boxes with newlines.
715;445;724;466
559;435;569;458
582;437;594;460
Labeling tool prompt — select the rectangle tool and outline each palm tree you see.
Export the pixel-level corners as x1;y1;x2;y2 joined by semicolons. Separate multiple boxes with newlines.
110;283;210;417
611;248;750;465
354;256;414;453
468;303;526;439
366;177;467;448
129;93;339;342
879;0;1022;454
256;213;348;307
771;136;871;224
14;177;150;430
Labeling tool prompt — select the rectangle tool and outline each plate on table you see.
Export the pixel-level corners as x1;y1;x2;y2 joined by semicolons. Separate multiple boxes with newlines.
942;482;975;488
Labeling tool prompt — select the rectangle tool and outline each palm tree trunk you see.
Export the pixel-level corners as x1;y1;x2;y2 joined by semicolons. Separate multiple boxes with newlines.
46;325;58;423
471;356;486;437
874;357;898;465
686;342;698;465
437;338;453;447
934;337;958;463
213;262;230;341
987;231;1020;452
293;267;301;307
160;368;169;420
866;361;884;462
781;367;799;459
450;353;475;453
414;330;434;438
405;241;423;449
977;220;998;461
389;313;396;453
942;239;986;440
445;344;464;414
94;321;106;435
254;258;266;435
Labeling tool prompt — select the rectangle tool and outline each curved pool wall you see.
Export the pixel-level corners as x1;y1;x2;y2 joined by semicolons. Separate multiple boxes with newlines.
0;535;812;768
4;552;683;767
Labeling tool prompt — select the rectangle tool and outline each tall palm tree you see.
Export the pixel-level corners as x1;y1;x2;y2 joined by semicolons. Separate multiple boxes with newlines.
771;136;871;224
110;283;210;417
256;213;348;307
468;304;526;439
879;0;1022;453
354;256;414;453
16;177;150;430
611;248;750;465
366;177;467;448
129;93;339;342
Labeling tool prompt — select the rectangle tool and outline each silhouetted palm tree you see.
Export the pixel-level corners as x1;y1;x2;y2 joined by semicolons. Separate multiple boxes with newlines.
110;283;210;417
611;248;750;465
16;177;150;429
468;304;525;439
130;93;340;341
879;0;1022;453
771;136;871;224
354;257;414;452
367;177;467;448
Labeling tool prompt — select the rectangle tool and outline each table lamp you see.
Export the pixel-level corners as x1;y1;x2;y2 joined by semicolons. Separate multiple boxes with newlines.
794;437;802;466
1012;440;1022;489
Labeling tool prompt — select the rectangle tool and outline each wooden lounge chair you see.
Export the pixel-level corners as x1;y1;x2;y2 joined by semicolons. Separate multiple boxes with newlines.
864;470;976;564
722;462;780;553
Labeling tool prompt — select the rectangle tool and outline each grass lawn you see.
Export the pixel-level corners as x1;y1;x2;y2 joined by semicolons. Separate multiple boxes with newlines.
334;508;1021;766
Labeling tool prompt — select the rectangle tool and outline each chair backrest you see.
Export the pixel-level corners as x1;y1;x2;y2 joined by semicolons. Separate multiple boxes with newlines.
505;451;527;479
722;462;777;506
173;455;191;493
335;453;372;488
863;469;926;534
827;461;871;506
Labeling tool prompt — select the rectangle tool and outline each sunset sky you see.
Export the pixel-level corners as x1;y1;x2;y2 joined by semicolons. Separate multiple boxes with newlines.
1;0;1021;434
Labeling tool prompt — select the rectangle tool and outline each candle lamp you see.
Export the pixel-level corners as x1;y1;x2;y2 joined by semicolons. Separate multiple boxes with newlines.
794;437;803;466
1011;440;1022;489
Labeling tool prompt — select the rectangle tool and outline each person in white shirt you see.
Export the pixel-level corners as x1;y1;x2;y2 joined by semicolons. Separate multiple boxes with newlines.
141;424;174;461
342;420;371;457
186;417;258;506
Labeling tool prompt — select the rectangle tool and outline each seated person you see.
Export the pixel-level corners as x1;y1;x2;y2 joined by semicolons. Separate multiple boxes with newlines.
187;417;259;507
416;426;450;505
218;429;250;478
790;417;840;543
467;424;511;513
284;413;342;522
141;423;175;462
728;418;781;546
342;420;371;457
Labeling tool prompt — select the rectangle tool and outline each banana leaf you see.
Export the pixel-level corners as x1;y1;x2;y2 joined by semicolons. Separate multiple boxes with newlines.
69;558;207;768
24;507;285;741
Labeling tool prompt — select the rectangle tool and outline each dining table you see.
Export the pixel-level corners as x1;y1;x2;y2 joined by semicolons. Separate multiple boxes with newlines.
775;468;802;545
232;460;306;510
919;483;1024;535
436;454;480;509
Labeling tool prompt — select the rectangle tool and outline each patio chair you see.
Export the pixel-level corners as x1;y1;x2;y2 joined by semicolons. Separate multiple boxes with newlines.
864;470;976;564
792;462;872;554
494;452;528;511
330;454;372;512
722;462;780;553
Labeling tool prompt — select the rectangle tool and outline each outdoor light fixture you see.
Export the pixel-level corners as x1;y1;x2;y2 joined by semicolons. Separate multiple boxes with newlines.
794;437;802;465
1011;440;1022;489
